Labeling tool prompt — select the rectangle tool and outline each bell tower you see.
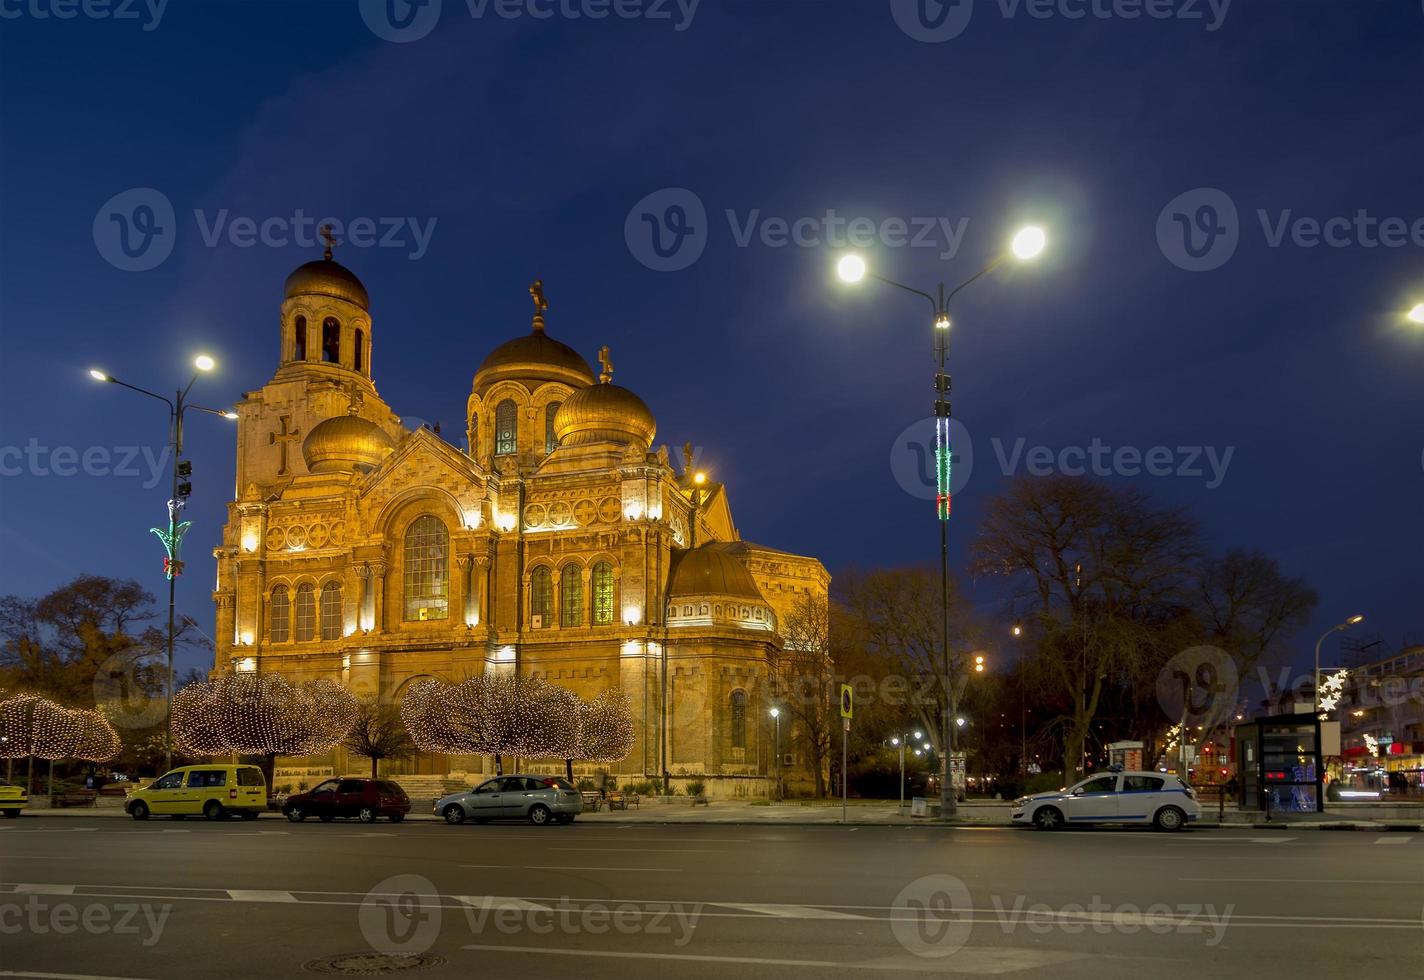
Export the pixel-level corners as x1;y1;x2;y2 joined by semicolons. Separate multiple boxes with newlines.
278;226;374;383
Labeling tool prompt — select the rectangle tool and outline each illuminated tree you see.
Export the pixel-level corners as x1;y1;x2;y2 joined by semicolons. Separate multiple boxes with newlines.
172;673;358;786
401;674;582;776
574;688;635;775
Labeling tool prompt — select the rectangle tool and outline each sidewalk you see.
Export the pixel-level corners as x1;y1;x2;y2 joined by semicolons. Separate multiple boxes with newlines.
13;798;1422;830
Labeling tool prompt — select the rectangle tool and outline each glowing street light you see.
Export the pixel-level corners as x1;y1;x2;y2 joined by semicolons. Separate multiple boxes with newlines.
1010;225;1047;261
831;218;1051;821
194;354;216;372
1408;303;1424;324
88;369;109;382
1314;614;1365;714
836;253;866;283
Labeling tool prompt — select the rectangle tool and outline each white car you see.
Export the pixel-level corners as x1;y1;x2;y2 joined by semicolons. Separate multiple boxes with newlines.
1011;770;1200;831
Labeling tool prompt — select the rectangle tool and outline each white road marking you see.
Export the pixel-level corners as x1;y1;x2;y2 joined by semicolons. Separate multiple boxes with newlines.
226;889;297;902
454;895;548;912
550;847;721;853
460;864;682;873
0;971;159;979
1373;836;1411;844
1183;877;1421;885
13;884;75;895
718;903;868;920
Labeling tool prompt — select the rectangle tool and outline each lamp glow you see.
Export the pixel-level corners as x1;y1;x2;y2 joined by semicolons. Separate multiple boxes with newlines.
837;254;867;283
194;355;216;372
1010;226;1046;261
1346;614;1364;626
222;411;239;420
770;706;780;718
1408;304;1424;324
89;369;109;382
693;471;707;486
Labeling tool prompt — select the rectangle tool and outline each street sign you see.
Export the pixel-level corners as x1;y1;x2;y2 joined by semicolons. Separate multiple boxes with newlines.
839;684;853;719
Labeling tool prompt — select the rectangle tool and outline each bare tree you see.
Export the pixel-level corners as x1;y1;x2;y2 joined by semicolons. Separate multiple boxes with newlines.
343;696;415;777
778;593;834;798
972;475;1199;785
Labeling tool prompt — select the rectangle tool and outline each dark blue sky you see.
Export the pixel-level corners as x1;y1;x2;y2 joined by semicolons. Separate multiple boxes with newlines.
1;0;1420;678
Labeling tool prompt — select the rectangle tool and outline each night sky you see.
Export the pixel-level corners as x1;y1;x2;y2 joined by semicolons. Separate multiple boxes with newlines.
1;0;1420;680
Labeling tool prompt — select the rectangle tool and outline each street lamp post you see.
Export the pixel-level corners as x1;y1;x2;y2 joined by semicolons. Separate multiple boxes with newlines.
1314;614;1364;714
90;356;236;772
837;226;1046;820
889;728;924;816
770;706;782;801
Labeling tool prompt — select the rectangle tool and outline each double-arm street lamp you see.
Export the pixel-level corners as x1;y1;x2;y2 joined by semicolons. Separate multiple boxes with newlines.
1314;614;1364;714
889;729;929;816
89;356;236;771
836;226;1048;818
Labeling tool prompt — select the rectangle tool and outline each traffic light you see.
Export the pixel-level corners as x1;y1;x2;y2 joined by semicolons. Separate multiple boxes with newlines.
176;460;192;499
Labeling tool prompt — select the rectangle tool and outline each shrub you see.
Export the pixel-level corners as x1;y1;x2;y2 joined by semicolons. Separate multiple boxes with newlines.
685;779;706;798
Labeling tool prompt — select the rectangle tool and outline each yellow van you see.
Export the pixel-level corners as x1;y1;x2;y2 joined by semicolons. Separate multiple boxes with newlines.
125;764;267;821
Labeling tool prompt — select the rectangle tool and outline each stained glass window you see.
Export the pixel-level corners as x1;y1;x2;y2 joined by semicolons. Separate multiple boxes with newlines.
530;566;553;628
295;584;316;642
270;585;289;643
320;582;343;640
561;566;583;628
592;561;614;626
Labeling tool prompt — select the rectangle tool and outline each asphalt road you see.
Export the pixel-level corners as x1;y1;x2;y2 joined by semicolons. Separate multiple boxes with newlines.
1;816;1420;979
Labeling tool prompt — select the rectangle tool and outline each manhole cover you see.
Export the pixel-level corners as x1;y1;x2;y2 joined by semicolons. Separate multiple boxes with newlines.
304;952;445;976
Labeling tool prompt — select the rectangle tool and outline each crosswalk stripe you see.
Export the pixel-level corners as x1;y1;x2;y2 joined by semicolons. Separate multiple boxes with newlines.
226;889;297;902
1372;836;1411;845
455;895;548;912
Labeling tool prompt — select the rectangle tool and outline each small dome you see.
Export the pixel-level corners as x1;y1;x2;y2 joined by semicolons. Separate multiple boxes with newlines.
553;381;656;448
474;328;595;394
285;258;369;310
667;545;764;600
302;414;395;473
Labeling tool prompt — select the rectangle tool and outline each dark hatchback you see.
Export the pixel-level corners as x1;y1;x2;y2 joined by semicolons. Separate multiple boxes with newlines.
283;778;410;823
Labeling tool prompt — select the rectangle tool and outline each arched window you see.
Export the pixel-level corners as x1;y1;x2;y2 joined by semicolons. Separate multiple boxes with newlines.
354;328;364;373
529;566;553;628
591;561;614;626
495;399;517;456
403;515;449;621
321;317;341;363
293;316;307;361
320;582;343;640
560;566;583;628
729;690;747;749
270;585;290;643
544;401;561;454
294;584;317;642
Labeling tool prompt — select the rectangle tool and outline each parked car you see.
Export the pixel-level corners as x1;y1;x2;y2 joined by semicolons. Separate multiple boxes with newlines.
1011;770;1200;831
0;780;28;818
436;775;583;826
284;778;410;823
125;764;268;821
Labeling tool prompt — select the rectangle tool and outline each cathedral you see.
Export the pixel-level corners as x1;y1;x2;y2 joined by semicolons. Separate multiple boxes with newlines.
211;243;829;798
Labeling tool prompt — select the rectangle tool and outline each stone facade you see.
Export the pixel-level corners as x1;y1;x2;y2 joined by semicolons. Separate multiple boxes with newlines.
211;253;829;797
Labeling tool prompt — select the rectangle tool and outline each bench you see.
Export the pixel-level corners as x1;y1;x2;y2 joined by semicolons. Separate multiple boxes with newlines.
607;792;640;810
580;791;603;812
51;790;98;808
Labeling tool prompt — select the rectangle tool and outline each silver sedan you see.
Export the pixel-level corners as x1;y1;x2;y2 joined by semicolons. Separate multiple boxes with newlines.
435;774;583;826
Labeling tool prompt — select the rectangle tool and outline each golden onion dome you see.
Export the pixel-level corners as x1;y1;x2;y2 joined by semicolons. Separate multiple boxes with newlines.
284;257;370;310
667;545;765;600
473;325;595;394
552;379;656;449
301;413;395;473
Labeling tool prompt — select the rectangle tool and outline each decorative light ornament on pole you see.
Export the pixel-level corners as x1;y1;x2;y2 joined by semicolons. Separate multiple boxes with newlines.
833;223;1050;822
1313;614;1364;715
